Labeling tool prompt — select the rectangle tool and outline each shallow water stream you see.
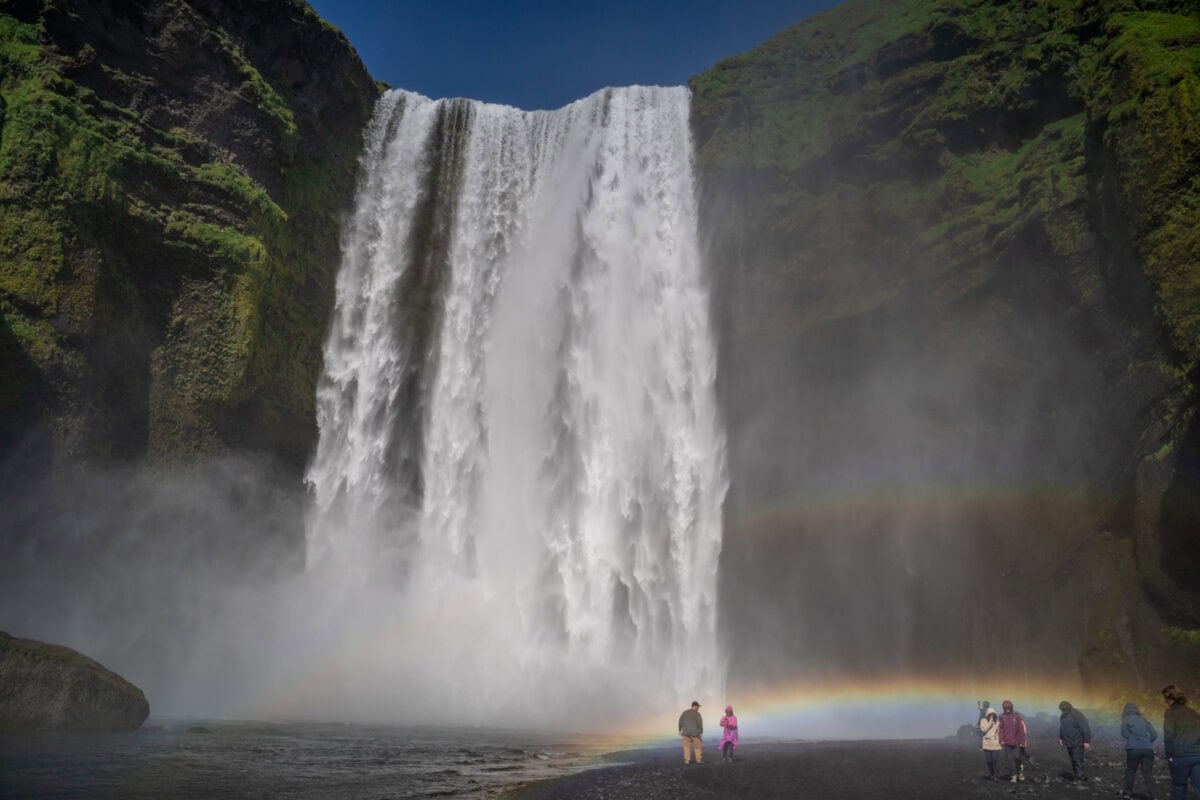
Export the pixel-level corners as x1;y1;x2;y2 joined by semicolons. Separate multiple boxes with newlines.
0;720;618;799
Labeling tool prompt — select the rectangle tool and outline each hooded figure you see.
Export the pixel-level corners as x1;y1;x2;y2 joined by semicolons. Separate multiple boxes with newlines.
980;707;1002;780
1058;701;1091;781
1162;684;1200;800
719;705;738;762
1123;702;1158;749
1121;702;1157;799
998;700;1028;781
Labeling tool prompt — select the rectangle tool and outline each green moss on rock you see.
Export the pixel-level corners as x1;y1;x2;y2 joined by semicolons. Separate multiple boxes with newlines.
1089;11;1200;366
0;0;378;469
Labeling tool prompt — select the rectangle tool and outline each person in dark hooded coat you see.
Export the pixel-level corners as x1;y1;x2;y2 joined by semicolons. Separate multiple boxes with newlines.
1058;700;1091;781
1162;685;1200;800
1121;701;1157;799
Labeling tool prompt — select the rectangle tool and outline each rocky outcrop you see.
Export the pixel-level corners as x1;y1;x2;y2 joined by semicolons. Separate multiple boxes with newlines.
691;0;1200;692
0;0;379;477
0;631;149;731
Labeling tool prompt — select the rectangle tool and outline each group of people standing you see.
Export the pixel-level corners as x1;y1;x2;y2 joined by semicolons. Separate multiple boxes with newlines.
978;699;1033;782
977;685;1200;800
677;701;739;764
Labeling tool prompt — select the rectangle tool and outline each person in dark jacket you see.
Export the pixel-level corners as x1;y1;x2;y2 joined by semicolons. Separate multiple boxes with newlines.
1121;701;1157;800
678;701;704;765
1058;700;1091;781
1162;685;1200;800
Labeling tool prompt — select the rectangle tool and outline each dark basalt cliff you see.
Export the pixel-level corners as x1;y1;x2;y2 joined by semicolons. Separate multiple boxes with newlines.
691;0;1200;692
0;630;149;730
0;0;378;476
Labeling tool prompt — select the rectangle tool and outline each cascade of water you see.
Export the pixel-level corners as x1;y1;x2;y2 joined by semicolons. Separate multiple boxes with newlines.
306;86;727;723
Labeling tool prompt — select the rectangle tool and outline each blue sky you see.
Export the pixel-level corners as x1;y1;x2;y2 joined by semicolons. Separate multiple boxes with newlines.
306;1;840;110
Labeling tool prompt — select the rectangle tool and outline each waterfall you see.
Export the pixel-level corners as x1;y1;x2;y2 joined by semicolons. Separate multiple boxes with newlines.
306;86;727;723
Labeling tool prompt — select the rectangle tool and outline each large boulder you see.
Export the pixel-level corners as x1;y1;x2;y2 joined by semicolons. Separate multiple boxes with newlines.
0;631;149;731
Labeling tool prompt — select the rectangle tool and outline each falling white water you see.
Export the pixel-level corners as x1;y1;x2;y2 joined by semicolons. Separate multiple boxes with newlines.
306;86;727;726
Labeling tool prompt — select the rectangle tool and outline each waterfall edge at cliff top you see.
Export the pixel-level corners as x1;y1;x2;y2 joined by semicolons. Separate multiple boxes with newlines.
302;85;729;727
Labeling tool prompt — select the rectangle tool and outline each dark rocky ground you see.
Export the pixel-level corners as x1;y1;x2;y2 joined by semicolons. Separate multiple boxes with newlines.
507;730;1173;800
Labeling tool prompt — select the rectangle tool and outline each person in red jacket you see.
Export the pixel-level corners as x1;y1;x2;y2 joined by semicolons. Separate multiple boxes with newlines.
998;699;1029;782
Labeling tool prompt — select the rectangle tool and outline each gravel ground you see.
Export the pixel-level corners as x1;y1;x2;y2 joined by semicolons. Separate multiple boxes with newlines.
506;730;1175;800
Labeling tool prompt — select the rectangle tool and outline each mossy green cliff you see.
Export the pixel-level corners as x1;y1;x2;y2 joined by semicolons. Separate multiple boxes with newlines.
691;0;1200;693
0;0;378;472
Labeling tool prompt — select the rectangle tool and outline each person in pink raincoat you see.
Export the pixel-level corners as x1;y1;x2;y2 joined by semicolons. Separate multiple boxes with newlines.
719;705;739;762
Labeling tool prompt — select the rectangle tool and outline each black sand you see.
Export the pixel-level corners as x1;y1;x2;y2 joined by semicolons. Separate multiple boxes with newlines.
507;732;1169;800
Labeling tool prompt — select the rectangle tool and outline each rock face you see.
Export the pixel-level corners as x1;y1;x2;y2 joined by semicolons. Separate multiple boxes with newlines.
690;0;1200;691
0;0;379;478
0;631;149;731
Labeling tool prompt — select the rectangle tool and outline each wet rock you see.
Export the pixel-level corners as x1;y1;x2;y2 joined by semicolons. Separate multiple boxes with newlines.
0;631;149;731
